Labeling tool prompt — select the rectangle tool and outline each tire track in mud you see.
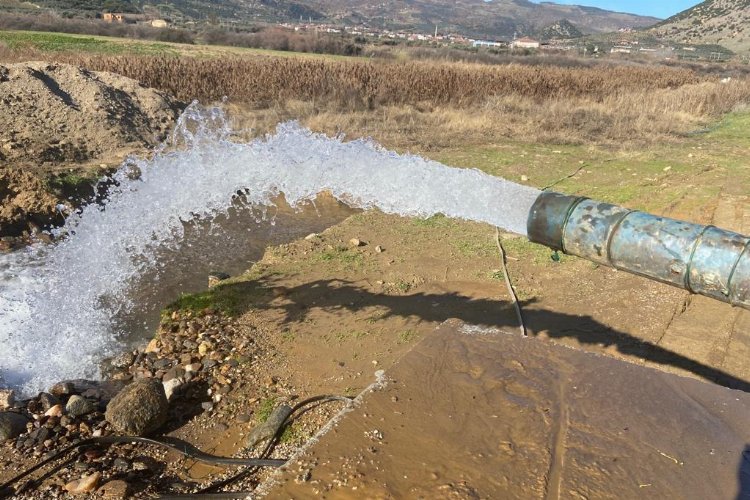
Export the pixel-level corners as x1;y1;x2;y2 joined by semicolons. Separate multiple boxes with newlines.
544;374;570;500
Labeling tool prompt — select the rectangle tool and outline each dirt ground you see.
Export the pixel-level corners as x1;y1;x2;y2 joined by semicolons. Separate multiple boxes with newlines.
2;94;750;496
0;61;183;239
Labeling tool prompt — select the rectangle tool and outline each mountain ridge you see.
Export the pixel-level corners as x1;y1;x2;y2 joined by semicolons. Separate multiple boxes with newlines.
17;0;660;39
652;0;750;53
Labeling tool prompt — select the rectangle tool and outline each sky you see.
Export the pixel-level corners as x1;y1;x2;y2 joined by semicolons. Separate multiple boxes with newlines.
529;1;702;19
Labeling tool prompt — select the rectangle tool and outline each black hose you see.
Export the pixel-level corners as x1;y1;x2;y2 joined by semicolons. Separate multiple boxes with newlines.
0;436;285;498
1;394;354;499
179;395;354;498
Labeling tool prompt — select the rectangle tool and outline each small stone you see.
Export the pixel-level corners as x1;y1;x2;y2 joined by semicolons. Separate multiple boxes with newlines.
304;233;318;241
163;366;185;382
0;389;15;410
44;404;64;418
113;458;130;470
0;412;30;441
208;272;230;288
110;351;136;369
98;479;130;499
145;339;161;354
236;413;253;423
663;166;672;172
375;245;384;253
198;341;213;357
30;426;50;443
153;358;172;371
82;381;126;403
105;379;168;436
349;238;365;247
49;382;75;397
66;396;95;417
65;472;101;495
162;377;184;401
521;175;529;182
185;362;202;373
38;392;60;411
201;402;214;412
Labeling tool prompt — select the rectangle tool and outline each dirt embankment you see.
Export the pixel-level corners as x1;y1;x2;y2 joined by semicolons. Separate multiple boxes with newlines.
0;61;184;240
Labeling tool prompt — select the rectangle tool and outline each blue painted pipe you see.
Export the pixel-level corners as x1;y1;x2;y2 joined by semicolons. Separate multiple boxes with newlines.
527;191;750;309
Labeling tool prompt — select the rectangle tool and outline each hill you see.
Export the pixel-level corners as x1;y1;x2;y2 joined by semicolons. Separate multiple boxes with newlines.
652;0;750;53
6;0;659;39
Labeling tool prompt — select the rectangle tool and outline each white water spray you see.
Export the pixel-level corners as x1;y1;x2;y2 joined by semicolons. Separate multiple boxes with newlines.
0;104;540;396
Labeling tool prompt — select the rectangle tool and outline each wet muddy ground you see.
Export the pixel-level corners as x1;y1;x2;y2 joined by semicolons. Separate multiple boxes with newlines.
267;319;750;499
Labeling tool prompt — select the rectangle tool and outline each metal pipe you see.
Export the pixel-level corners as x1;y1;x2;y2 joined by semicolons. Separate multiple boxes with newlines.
526;191;750;309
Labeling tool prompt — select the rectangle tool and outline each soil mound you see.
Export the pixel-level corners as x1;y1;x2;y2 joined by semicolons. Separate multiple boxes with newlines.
0;61;184;238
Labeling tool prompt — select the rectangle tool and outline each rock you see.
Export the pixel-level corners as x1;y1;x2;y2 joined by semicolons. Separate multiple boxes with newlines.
49;381;75;397
208;272;231;288
98;479;130;499
304;233;319;241
65;472;101;495
375;245;384;253
113;457;130;470
349;238;365;247
44;404;63;417
102;351;136;373
105;379;168;436
162;377;184;401
520;175;529;182
198;341;213;357
65;395;95;417
153;358;172;371
163;366;186;382
38;392;60;411
185;362;202;373
145;338;161;354
0;389;15;409
50;379;104;397
0;412;30;441
81;380;126;403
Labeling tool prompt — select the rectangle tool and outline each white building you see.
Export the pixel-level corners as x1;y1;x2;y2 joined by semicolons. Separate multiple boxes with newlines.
511;37;540;49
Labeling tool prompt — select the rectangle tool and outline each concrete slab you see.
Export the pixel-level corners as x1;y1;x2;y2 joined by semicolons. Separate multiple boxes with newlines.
263;320;750;499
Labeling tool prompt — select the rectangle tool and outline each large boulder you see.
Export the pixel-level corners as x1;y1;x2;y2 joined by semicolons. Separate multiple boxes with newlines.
0;411;30;441
105;379;168;436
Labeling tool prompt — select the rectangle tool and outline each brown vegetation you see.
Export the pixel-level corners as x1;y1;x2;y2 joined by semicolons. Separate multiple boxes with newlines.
1;43;749;147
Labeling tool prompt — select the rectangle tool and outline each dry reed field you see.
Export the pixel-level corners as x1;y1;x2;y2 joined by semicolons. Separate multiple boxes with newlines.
2;42;749;145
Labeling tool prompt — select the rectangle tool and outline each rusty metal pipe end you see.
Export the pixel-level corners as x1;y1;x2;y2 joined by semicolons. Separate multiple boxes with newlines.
526;191;750;310
526;192;586;251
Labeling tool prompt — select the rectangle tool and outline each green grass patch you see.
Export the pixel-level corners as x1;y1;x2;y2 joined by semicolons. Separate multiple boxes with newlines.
397;329;418;344
164;279;266;317
412;213;455;228
256;397;277;424
0;30;178;55
317;245;364;268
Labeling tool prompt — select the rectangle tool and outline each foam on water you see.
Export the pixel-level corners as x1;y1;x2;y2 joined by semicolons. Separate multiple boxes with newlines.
0;103;540;395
